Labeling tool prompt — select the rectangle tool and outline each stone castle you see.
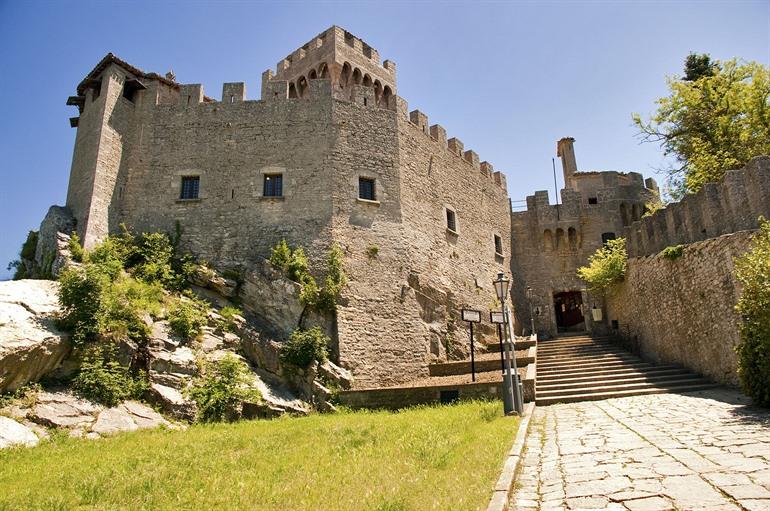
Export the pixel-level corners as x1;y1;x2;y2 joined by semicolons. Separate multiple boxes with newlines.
45;26;768;391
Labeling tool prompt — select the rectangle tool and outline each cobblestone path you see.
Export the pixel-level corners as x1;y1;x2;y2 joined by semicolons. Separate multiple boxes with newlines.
511;389;770;511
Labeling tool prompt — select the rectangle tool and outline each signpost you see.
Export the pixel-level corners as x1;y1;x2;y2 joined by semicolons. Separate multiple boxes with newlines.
461;309;481;382
490;311;505;374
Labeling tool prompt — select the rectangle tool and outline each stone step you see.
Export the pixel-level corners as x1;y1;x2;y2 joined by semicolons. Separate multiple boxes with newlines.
535;383;722;406
536;365;685;383
536;377;714;399
539;335;612;345
537;371;701;392
537;355;642;370
537;360;658;376
538;342;618;353
538;349;627;361
482;338;537;353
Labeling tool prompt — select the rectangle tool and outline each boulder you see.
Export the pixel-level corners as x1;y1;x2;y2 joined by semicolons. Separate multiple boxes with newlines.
28;391;101;429
0;280;71;392
319;360;354;390
149;346;197;375
239;326;283;375
189;266;237;297
150;383;196;421
0;416;39;449
239;261;305;338
92;401;170;436
244;369;309;417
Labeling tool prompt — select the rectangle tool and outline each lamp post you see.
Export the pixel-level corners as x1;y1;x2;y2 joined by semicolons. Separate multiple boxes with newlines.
526;286;536;338
494;272;523;415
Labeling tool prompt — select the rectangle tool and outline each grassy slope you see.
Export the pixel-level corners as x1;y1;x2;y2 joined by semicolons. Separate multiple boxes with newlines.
0;401;518;511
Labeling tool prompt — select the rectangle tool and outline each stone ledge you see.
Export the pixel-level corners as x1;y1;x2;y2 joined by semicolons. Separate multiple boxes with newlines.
355;198;380;206
486;401;536;511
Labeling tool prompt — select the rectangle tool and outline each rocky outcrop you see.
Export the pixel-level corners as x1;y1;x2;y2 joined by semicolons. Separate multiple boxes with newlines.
0;390;172;446
189;265;238;298
35;206;76;278
0;280;70;393
239;260;305;338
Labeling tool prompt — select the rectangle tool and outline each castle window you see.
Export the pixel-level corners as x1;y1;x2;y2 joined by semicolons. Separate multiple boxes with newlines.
494;235;503;256
588;197;598;205
359;177;376;201
180;176;200;200
446;208;457;233
602;232;616;244
263;174;283;197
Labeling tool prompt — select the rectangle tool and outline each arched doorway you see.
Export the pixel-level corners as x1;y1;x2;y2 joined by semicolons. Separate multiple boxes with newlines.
553;291;585;333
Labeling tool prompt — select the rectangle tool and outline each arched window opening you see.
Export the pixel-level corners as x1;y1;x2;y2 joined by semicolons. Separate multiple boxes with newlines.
382;85;393;107
374;80;383;104
363;74;373;87
544;229;554;251
297;76;309;98
568;227;578;251
288;82;298;99
340;63;352;89
308;69;317;80
602;232;616;245
319;63;329;79
556;228;566;251
352;68;363;85
632;204;641;222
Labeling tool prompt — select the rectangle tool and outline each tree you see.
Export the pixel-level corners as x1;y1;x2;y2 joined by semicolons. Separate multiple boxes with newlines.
634;57;770;199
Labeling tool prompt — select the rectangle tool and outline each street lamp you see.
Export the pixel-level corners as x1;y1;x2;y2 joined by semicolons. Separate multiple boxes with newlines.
526;286;536;338
494;272;524;415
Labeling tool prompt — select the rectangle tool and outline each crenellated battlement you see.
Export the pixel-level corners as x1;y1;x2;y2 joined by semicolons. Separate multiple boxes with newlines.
404;108;508;192
623;156;770;258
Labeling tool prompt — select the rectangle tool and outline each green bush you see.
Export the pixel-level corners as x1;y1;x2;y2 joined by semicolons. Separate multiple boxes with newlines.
280;327;330;368
72;344;147;406
68;232;85;263
735;217;770;406
98;277;163;344
661;244;685;260
169;296;210;340
316;244;347;314
269;239;292;270
577;238;627;293
188;354;260;423
86;237;126;281
7;230;39;280
58;265;111;345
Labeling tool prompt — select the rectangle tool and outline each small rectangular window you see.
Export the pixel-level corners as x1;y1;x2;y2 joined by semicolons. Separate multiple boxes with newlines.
446;209;457;233
263;174;283;197
588;197;598;205
359;177;376;201
602;232;616;244
494;235;503;256
180;176;200;200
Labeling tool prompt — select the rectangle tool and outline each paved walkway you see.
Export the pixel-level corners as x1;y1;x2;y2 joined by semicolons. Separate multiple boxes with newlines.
511;389;770;511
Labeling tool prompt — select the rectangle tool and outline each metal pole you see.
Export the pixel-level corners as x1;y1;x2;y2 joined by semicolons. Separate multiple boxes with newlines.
469;322;476;382
497;324;505;374
528;293;536;338
503;302;524;414
500;317;515;416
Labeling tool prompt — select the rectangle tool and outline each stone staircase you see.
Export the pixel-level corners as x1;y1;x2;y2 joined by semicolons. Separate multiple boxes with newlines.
536;334;719;406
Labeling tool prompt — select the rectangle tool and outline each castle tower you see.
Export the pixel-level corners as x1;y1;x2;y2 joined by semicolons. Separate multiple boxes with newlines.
261;26;396;105
557;137;577;190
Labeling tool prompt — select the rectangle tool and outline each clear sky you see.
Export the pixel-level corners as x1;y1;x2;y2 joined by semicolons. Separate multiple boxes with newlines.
1;0;768;279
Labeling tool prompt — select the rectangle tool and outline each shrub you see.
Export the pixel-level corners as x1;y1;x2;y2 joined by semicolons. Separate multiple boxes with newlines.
72;344;147;406
735;217;770;406
280;327;329;368
169;296;210;340
7;230;39;280
86;237;126;281
131;232;177;287
269;239;292;270
316;244;347;314
68;232;85;263
577;238;627;293
188;354;260;423
661;245;685;260
366;245;379;259
98;277;163;344
58;265;111;345
286;247;310;284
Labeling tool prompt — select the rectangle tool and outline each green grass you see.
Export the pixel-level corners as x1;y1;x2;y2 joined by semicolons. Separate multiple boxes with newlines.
0;401;518;511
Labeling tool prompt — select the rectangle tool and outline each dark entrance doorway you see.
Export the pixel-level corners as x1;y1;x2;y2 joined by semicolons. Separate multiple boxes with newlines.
553;291;585;332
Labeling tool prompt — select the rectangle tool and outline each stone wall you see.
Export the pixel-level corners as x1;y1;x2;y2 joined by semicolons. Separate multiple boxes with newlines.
510;175;655;338
605;231;756;386
623;156;770;258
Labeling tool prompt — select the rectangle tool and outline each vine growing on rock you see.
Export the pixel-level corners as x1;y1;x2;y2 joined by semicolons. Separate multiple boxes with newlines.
188;354;261;423
735;217;770;406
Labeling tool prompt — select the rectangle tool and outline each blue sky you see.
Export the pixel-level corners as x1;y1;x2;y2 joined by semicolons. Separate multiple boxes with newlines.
1;0;768;279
